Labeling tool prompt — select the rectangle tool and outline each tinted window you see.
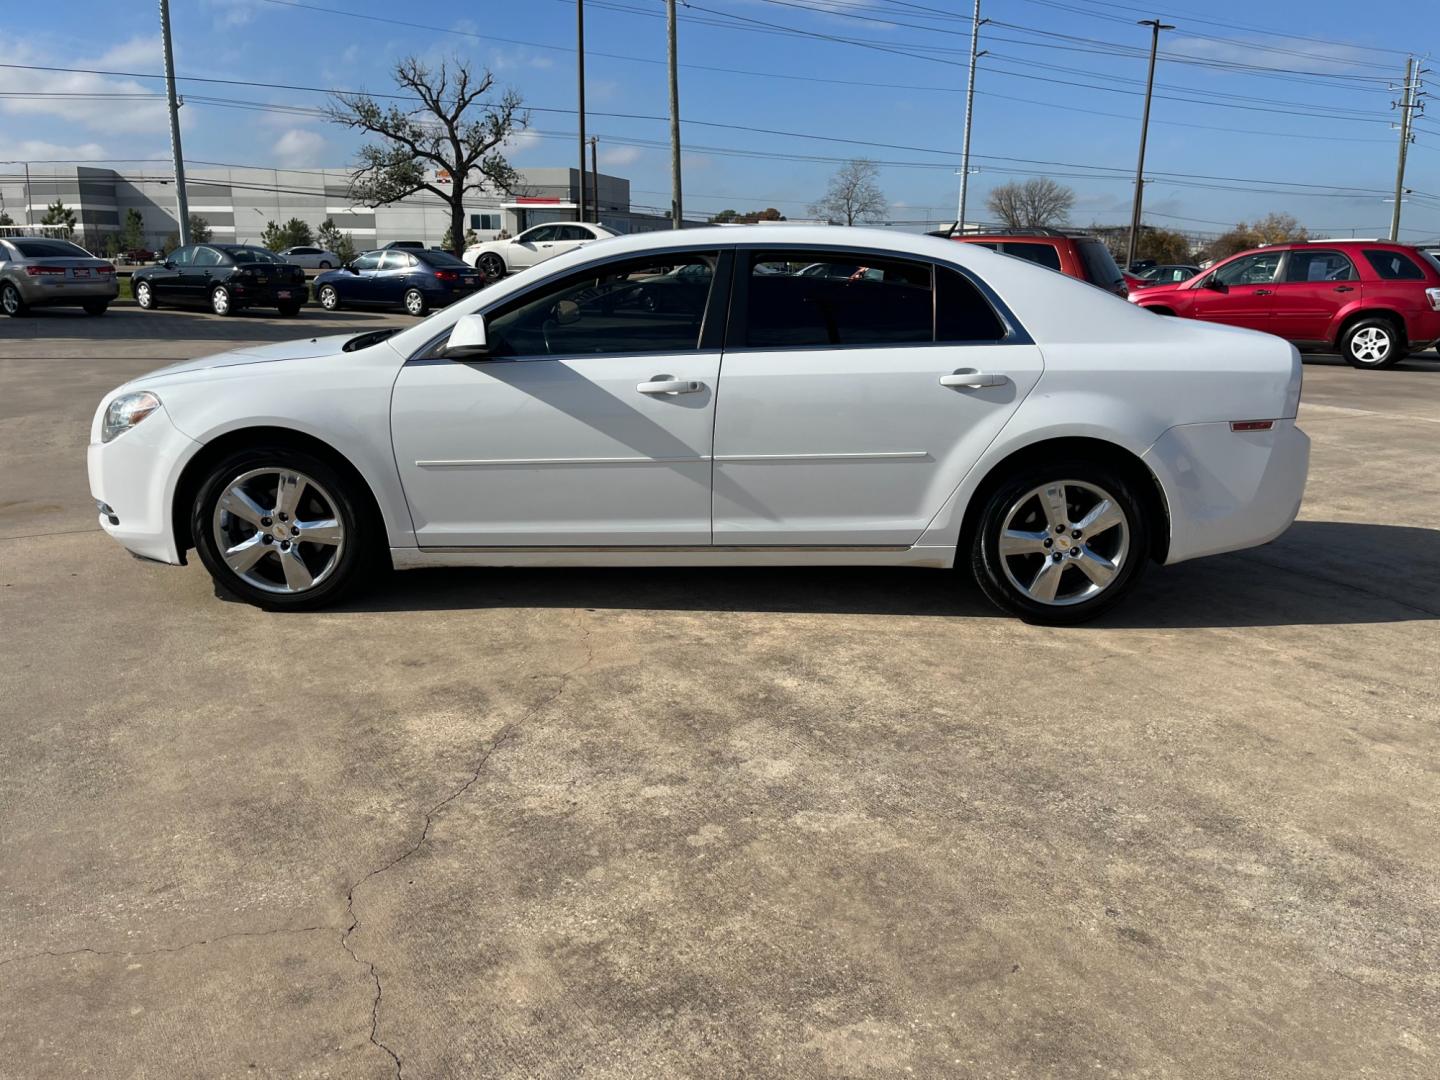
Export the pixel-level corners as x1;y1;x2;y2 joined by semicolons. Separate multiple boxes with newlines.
1363;249;1424;280
470;213;502;231
225;246;281;264
352;251;383;271
417;250;469;268
485;253;717;358
745;252;932;348
521;225;559;243
557;225;592;241
192;247;224;267
1283;250;1356;283
169;246;194;266
1001;242;1062;272
1075;239;1124;289
1213;251;1282;286
11;238;92;258
936;267;1005;342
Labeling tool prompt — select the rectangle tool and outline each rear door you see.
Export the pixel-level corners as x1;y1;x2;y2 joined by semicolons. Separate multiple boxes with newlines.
1270;248;1359;341
711;249;1044;547
373;250;413;304
184;246;225;303
1189;250;1283;332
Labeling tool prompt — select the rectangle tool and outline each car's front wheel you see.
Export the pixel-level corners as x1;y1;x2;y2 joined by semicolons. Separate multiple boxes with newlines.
135;280;157;309
1340;316;1406;369
2;282;29;317
970;461;1150;625
318;284;340;311
191;447;375;610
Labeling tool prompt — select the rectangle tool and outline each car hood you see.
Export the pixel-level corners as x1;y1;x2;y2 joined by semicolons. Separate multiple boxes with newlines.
135;334;357;381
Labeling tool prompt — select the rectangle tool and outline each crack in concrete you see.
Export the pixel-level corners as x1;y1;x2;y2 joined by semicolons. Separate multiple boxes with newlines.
338;613;596;1079
0;924;334;969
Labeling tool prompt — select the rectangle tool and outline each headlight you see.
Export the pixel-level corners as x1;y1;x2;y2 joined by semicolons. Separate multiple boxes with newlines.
101;391;161;443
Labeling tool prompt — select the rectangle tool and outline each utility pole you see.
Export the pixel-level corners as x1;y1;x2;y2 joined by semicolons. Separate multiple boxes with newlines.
956;0;985;233
589;136;600;223
667;0;683;229
577;0;588;223
1390;56;1420;242
23;161;33;227
158;0;190;247
1126;18;1173;271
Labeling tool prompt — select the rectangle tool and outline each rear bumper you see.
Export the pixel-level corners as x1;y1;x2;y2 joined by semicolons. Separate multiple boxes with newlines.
233;282;309;307
1144;419;1310;565
16;277;119;304
87;405;202;565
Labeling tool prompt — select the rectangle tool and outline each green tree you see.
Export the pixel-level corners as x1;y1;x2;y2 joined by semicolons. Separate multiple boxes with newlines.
119;208;145;251
325;56;527;256
189;214;213;243
260;217;313;251
315;217;344;253
101;233;121;258
441;224;479;251
0;210;14;226
41;200;77;236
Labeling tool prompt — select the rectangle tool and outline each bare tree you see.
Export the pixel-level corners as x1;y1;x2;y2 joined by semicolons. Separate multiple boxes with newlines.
985;178;1076;229
326;57;528;255
810;159;887;226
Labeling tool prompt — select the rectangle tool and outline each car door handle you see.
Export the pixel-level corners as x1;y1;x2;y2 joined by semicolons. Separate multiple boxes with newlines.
637;377;703;395
1252;288;1273;295
1334;285;1354;293
939;371;1005;389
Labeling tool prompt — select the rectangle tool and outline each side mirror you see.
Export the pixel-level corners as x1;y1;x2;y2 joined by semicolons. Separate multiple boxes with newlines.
552;299;581;326
1201;277;1225;291
443;314;489;359
164;260;176;270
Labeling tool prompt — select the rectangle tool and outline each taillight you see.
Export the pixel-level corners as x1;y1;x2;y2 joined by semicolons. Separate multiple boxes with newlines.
1230;420;1275;432
97;264;115;275
434;269;459;282
24;265;66;276
1426;287;1440;312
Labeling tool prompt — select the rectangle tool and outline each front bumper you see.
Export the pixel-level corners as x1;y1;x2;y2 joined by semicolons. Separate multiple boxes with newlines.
87;404;202;565
1143;418;1310;565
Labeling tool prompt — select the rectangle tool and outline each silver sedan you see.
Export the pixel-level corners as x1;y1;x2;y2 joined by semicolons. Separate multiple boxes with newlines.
1;236;119;317
277;246;341;270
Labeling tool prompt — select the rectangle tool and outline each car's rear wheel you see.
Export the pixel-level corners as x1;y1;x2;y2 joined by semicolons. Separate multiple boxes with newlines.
83;300;110;316
135;280;156;309
2;282;29;317
318;284;340;311
970;461;1150;625
318;261;332;269
404;288;428;317
211;285;234;316
477;253;504;280
1341;316;1406;369
191;447;375;611
276;302;302;317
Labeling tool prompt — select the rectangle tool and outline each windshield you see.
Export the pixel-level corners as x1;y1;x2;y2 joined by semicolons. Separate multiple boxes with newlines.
418;251;470;268
225;246;283;263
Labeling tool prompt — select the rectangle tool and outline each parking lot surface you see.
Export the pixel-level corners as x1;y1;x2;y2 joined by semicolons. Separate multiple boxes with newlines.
2;307;1438;1078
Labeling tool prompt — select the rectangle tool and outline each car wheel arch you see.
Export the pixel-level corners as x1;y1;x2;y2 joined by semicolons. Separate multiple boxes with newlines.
955;436;1171;566
171;425;391;565
1334;307;1406;348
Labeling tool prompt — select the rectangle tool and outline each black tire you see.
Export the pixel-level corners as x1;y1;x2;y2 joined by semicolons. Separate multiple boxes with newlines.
83;300;110;316
404;288;429;317
134;279;157;309
1340;316;1406;369
211;285;235;316
318;284;340;311
1;281;27;317
276;302;302;317
191;445;378;611
477;253;505;280
969;459;1151;625
318;261;332;269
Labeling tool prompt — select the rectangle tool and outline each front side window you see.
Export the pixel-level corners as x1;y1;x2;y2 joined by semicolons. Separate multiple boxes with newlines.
1212;252;1282;287
1283;250;1356;283
745;252;932;348
520;225;558;244
1363;249;1424;280
351;251;383;271
484;252;718;358
1001;242;1063;272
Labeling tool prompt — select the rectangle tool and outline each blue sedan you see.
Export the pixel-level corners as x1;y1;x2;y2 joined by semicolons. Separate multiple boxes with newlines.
313;249;486;316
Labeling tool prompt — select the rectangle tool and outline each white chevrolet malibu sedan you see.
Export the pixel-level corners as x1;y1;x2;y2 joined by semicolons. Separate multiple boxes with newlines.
89;226;1308;624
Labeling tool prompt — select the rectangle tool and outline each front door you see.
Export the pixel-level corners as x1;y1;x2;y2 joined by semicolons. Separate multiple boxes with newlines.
342;250;383;303
150;245;191;301
1269;248;1359;341
391;250;726;546
1189;250;1283;332
509;225;559;270
712;250;1044;546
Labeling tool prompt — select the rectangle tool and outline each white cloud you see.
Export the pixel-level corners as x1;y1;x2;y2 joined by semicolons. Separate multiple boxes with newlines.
501;128;543;158
599;145;644;168
0;39;168;136
272;128;327;168
5;138;111;162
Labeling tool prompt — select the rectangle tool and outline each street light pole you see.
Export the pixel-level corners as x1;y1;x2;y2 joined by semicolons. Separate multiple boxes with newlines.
158;0;191;247
667;0;683;229
577;0;588;223
1126;18;1172;271
956;0;985;233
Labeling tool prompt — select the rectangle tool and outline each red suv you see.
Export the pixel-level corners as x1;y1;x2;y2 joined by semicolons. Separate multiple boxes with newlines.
935;228;1130;297
1131;240;1440;369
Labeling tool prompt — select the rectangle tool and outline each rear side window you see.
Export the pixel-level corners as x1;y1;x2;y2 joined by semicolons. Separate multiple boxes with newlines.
745;253;932;348
1284;250;1356;283
12;239;92;258
936;267;1005;342
1363;249;1424;280
1001;242;1062;272
1075;239;1123;289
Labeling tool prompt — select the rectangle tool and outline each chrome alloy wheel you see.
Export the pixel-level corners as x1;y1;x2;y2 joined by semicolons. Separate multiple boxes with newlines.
135;281;153;308
997;479;1130;607
211;468;345;594
211;287;230;315
404;289;425;316
1350;326;1391;364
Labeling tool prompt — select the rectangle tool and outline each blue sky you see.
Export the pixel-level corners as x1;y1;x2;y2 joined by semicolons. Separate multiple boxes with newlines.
3;0;1438;240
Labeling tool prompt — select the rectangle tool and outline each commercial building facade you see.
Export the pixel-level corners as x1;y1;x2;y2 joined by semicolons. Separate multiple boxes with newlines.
0;164;670;251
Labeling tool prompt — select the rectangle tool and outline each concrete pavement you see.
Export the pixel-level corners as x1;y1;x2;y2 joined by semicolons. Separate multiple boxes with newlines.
2;309;1437;1078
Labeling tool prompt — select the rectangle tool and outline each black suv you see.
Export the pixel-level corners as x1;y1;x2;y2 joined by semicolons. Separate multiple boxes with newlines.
132;244;309;316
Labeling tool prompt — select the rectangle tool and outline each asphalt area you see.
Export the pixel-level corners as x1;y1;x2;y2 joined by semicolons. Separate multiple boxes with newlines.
2;304;1437;1078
